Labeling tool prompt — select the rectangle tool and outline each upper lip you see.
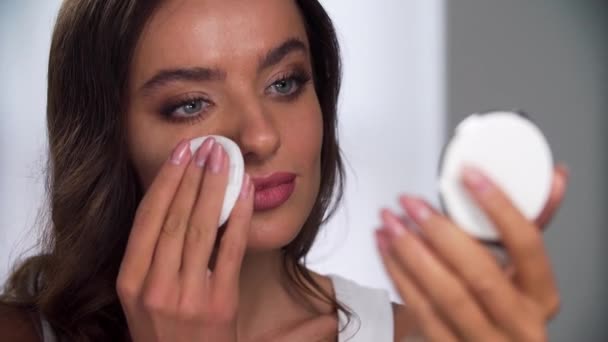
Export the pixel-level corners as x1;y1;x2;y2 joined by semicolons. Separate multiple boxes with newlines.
250;172;296;190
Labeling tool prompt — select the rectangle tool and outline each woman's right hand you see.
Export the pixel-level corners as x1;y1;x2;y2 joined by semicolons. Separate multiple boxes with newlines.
116;138;254;342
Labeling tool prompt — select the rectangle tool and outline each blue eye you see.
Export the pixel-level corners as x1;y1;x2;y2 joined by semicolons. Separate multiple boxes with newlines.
272;78;297;95
268;70;312;98
175;99;206;116
160;97;211;124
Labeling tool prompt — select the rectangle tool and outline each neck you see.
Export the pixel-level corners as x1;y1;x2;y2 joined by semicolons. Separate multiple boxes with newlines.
235;249;334;339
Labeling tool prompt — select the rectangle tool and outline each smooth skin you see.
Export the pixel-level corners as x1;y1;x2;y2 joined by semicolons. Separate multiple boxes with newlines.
380;165;569;341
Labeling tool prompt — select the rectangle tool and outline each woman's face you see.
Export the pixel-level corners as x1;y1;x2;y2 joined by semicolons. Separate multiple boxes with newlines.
126;0;324;251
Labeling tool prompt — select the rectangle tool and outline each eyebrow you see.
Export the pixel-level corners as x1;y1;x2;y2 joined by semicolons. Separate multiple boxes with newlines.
139;37;308;95
257;37;307;71
139;68;226;94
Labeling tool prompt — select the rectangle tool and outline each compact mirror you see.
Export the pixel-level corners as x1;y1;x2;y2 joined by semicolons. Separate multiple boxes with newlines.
438;110;554;243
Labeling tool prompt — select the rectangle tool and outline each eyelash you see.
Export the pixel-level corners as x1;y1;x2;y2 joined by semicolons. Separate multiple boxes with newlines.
160;94;211;125
159;69;313;125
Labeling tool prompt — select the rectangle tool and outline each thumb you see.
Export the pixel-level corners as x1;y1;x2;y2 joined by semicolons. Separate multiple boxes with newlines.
535;164;569;229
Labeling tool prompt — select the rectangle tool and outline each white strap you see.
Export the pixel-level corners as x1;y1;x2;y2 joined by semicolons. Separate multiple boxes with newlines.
329;274;394;342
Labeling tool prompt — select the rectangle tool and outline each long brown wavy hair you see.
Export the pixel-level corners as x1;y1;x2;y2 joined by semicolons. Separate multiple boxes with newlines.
0;0;351;340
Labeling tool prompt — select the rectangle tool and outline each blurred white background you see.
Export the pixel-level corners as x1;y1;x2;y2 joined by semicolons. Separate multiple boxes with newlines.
0;1;64;284
308;0;445;299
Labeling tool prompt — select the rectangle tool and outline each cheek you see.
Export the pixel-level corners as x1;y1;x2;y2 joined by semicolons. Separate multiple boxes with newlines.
291;117;323;237
291;113;323;172
126;111;177;191
132;152;164;191
247;106;324;248
282;102;324;196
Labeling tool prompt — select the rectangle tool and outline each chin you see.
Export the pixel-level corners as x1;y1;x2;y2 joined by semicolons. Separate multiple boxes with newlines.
244;210;304;252
245;187;317;252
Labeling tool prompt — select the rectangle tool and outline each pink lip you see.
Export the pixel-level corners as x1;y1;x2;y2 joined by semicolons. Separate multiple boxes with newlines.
251;172;296;211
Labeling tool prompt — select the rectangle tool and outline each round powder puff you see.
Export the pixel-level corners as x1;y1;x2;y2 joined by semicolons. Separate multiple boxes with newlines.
189;135;244;227
438;110;554;241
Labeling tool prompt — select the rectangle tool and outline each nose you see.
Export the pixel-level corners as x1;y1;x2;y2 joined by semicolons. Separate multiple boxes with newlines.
225;101;281;165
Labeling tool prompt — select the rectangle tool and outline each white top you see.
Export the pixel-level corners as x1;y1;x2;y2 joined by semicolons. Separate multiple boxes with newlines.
328;273;394;342
36;274;394;341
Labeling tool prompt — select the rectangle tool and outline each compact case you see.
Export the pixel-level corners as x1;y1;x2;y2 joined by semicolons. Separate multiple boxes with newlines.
438;110;554;261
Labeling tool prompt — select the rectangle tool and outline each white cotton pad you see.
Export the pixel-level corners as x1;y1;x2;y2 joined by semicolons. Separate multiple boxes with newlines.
438;110;554;242
189;135;244;227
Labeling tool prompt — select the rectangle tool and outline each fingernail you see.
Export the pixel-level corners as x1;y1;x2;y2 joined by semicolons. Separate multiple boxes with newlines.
195;138;216;168
400;215;422;235
375;229;390;254
209;143;225;174
400;196;431;223
462;166;492;194
381;209;404;237
240;173;251;199
169;140;191;165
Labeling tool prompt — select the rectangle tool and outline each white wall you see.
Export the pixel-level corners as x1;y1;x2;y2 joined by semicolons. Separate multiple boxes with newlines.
0;1;447;304
0;1;63;285
309;0;446;301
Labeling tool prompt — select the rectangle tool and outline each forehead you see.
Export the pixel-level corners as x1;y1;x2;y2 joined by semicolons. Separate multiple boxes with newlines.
131;0;309;82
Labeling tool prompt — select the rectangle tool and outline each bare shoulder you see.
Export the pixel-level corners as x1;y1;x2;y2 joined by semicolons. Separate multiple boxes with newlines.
0;302;41;342
392;303;419;341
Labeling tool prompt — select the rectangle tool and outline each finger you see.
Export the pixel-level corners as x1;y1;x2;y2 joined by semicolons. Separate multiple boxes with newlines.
212;173;254;297
148;138;215;280
535;164;569;228
399;196;539;339
181;143;230;289
117;140;191;292
461;166;559;311
271;314;338;342
375;229;459;342
379;209;505;341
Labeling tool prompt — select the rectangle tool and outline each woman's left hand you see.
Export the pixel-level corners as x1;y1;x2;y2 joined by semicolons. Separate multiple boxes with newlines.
377;164;569;341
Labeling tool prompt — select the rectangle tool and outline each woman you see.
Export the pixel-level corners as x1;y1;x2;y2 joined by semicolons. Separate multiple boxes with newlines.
0;0;568;341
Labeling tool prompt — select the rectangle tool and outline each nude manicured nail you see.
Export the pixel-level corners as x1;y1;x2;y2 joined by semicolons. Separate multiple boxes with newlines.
169;140;191;165
209;143;225;174
401;197;431;223
240;174;251;199
375;229;390;253
381;209;404;237
462;166;492;194
195;138;215;168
